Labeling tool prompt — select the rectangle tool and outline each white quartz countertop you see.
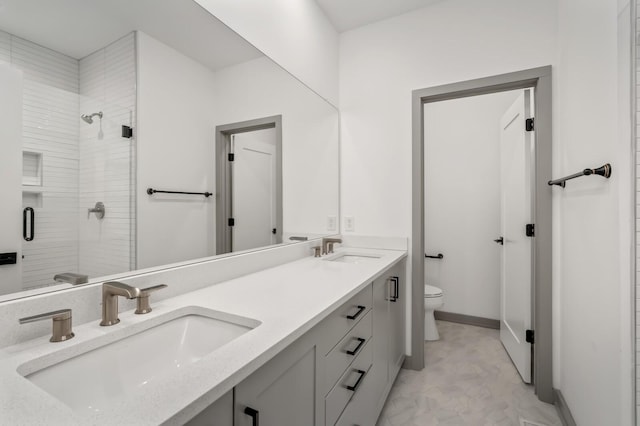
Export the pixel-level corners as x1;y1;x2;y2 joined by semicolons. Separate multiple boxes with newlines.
0;247;406;425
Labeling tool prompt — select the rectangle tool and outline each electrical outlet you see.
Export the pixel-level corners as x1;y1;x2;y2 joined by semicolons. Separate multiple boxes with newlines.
344;216;355;232
327;216;337;231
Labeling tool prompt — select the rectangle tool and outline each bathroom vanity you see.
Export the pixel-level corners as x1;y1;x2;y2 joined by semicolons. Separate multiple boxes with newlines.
0;244;406;425
190;258;405;426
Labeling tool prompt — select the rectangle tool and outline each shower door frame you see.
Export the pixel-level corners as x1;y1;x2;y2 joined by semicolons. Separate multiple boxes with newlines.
409;66;553;403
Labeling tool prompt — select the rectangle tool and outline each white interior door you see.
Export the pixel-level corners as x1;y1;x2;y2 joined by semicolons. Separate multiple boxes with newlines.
0;63;24;294
499;89;533;383
231;128;277;252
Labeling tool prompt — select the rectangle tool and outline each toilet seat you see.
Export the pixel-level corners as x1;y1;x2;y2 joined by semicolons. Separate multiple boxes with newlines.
424;285;443;298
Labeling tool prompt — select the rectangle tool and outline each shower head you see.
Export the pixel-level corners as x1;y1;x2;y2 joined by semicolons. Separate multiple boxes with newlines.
81;111;103;124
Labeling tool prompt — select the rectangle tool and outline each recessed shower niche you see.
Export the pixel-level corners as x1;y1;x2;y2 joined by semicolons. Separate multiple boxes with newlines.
22;151;42;187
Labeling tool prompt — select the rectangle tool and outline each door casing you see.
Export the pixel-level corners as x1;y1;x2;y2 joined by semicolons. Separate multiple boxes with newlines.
408;66;553;403
215;115;283;255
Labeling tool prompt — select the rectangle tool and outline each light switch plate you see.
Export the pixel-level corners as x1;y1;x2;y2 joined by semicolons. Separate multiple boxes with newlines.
344;216;355;232
327;216;337;231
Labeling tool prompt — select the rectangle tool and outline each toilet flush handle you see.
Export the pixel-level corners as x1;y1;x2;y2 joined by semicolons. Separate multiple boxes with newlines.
493;237;504;245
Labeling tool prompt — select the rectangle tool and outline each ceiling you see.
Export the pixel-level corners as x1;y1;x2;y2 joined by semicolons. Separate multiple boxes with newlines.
315;0;444;32
0;0;263;71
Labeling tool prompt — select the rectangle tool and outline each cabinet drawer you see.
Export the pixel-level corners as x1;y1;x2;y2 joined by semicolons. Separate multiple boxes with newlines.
334;361;376;426
325;339;373;426
324;311;372;395
319;286;372;355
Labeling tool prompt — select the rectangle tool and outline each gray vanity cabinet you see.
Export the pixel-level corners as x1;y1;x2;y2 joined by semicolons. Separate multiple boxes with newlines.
388;264;405;380
186;259;406;426
185;390;233;426
368;263;406;415
234;331;321;426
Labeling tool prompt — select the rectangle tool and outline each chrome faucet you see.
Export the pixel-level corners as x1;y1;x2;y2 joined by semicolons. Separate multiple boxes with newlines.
100;281;140;326
322;237;342;255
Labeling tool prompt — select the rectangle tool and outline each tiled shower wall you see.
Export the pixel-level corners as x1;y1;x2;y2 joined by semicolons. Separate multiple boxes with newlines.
0;30;80;289
78;33;136;278
0;31;136;290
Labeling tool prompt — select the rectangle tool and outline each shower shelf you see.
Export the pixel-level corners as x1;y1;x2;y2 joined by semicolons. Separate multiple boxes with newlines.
22;151;42;186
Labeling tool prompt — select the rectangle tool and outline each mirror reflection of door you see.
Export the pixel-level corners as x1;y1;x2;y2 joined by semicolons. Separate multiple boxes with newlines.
215;115;283;255
231;129;277;251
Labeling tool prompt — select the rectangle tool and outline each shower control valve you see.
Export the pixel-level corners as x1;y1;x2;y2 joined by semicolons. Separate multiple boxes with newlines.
88;202;106;219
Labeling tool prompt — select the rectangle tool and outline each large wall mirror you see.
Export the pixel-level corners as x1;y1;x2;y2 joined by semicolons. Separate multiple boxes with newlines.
0;0;339;301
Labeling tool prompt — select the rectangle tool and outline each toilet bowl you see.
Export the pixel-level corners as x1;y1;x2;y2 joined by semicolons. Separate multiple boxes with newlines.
424;285;444;341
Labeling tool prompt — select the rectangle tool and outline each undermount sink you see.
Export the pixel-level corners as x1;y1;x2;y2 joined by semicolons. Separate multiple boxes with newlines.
325;253;382;264
19;309;259;414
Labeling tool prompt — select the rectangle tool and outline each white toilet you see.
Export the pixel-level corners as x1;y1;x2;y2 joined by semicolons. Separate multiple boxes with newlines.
424;285;444;341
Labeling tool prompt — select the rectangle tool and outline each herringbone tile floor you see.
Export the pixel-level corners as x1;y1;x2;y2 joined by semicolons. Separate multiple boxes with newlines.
376;321;561;426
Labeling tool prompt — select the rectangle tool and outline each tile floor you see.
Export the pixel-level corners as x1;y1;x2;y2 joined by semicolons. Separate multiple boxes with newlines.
376;321;562;426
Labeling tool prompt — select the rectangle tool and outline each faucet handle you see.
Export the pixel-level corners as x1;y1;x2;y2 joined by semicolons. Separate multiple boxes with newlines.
19;309;74;342
135;284;168;314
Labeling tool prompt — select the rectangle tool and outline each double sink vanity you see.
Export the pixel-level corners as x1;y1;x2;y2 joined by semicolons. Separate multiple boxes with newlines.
0;239;407;425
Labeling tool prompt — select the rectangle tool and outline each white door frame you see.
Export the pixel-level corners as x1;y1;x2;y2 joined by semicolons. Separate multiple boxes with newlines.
215;115;282;254
409;66;553;403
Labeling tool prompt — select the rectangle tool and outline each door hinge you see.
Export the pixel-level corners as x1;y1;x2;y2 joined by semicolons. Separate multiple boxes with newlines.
525;118;534;132
228;218;235;227
228;153;235;161
526;223;535;237
525;329;535;344
121;125;133;139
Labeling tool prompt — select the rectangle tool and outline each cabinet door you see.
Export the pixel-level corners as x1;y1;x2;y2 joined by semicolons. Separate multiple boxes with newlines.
369;276;390;409
388;267;405;379
186;390;233;426
235;337;318;426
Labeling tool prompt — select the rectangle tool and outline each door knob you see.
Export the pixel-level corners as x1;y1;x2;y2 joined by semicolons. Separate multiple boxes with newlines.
494;237;504;245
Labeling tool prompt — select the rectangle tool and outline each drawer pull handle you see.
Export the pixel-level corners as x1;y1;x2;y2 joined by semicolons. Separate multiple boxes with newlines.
346;305;366;320
346;369;367;392
244;406;259;426
346;337;366;356
389;277;399;302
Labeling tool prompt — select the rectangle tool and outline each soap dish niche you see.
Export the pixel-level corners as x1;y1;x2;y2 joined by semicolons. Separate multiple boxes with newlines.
22;151;42;186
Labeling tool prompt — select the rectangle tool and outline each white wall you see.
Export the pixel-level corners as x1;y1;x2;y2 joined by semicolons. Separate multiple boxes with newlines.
136;31;217;269
424;90;522;320
193;0;339;106
340;0;633;424
554;0;632;424
136;32;340;269
339;0;557;357
214;56;340;238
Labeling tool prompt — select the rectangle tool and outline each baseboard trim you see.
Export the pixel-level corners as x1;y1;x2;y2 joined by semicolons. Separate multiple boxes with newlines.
434;311;500;329
402;354;421;370
553;388;577;426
